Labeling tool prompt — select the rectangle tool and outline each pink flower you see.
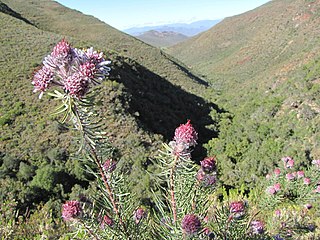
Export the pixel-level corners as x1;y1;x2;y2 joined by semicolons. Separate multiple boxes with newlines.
133;208;147;224
229;201;246;218
266;174;271;180
200;157;216;173
286;173;295;181
282;156;294;168
101;215;113;228
274;209;281;217
51;39;71;58
63;72;89;98
312;159;320;168
303;177;311;185
33;39;111;99
181;214;201;235
85;47;104;63
174;120;198;148
32;66;53;97
273;183;281;192
287;159;294;168
313;185;320;193
297;170;304;178
103;159;117;172
80;62;96;79
196;169;205;182
62;200;82;221
305;204;312;210
196;169;217;188
274;168;281;176
266;186;276;195
250;220;264;234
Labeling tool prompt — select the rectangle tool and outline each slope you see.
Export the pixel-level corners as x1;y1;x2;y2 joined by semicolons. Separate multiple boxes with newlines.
168;0;320;186
136;30;189;47
0;0;219;212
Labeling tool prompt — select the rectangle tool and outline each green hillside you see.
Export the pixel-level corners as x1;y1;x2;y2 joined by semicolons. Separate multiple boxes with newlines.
136;30;189;47
0;0;217;221
168;0;320;186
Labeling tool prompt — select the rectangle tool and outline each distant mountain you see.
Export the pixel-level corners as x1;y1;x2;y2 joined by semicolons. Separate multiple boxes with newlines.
124;19;221;37
167;0;320;187
136;30;189;47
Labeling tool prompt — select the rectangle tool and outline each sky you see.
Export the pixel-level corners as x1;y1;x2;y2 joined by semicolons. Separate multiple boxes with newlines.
55;0;270;30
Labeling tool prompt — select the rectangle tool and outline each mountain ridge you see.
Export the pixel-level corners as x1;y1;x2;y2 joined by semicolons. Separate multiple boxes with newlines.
124;19;221;37
135;30;189;47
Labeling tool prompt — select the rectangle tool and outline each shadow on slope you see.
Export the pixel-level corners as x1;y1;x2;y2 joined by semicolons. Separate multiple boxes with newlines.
0;1;33;26
161;50;209;87
110;56;225;160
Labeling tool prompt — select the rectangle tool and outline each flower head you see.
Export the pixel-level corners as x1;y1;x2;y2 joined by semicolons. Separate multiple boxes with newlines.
274;209;281;217
250;220;264;234
313;185;320;193
51;39;71;58
32;66;54;98
304;177;311;185
297;170;304;178
312;159;320;168
273;183;281;192
133;208;147;224
63;72;89;98
101;215;113;228
229;201;246;219
32;39;111;99
197;169;217;188
267;186;276;195
174;120;198;148
274;168;281;176
103;159;117;173
62;200;82;221
282;156;294;168
181;214;201;235
200;157;216;173
286;173;295;181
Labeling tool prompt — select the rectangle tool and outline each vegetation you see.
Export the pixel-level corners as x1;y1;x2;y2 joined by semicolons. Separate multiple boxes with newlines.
168;0;320;187
135;30;189;48
0;0;319;238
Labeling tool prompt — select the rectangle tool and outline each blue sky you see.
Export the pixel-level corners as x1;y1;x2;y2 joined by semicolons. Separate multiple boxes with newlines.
55;0;270;30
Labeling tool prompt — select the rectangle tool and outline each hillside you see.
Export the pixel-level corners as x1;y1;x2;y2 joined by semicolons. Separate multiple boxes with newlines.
0;0;218;213
136;30;189;47
167;0;320;186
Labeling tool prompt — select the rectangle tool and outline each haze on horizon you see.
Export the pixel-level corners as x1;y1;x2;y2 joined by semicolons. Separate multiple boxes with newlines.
55;0;271;30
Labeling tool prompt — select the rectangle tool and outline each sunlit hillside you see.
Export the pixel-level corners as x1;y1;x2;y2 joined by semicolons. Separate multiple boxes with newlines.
168;0;320;186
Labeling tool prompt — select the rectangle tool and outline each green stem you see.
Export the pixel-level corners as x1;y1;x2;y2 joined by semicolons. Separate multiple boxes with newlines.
170;155;179;223
71;102;130;238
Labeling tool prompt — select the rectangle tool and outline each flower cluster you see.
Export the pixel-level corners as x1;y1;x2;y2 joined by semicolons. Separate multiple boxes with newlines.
32;39;111;99
133;208;147;224
265;156;320;200
181;214;201;235
197;157;218;188
250;220;265;235
170;120;198;157
103;159;117;173
62;200;82;221
100;215;114;228
229;201;246;219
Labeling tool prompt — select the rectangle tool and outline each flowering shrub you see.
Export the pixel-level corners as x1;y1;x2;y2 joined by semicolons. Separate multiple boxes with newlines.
30;40;320;239
32;39;110;99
